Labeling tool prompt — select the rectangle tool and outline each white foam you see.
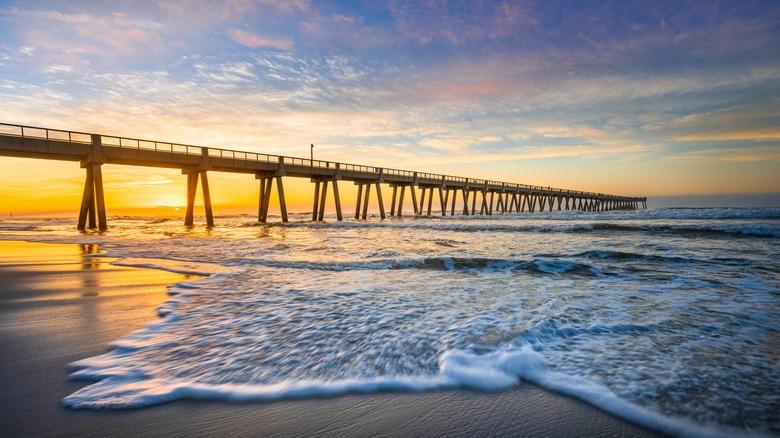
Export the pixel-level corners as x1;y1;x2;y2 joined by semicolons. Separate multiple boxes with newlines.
63;345;754;437
112;257;242;277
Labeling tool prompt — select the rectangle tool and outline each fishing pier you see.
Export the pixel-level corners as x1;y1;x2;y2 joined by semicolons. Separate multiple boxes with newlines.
0;123;647;230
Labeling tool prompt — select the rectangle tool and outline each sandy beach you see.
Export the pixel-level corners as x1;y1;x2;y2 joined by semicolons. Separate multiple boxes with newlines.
0;239;664;437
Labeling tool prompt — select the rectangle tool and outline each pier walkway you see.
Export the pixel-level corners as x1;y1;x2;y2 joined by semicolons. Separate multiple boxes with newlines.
0;123;646;230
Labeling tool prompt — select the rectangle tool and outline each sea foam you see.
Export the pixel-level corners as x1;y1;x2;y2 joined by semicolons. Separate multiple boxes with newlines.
63;345;751;438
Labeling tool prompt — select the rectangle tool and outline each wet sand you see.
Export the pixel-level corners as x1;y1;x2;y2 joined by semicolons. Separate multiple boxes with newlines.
0;240;664;437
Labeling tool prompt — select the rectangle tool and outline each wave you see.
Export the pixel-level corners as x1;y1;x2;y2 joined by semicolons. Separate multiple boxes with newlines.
501;207;780;221
224;249;729;276
112;258;242;277
587;223;780;238
223;255;611;277
261;211;780;238
62;345;747;437
146;217;173;224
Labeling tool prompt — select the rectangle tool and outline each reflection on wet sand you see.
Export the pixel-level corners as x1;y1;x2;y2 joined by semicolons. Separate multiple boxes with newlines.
0;240;196;348
79;244;102;294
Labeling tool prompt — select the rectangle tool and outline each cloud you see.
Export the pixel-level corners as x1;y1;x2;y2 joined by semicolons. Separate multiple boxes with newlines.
227;28;293;50
674;131;780;142
193;61;257;83
386;0;537;45
667;146;780;163
418;134;502;152
41;64;76;75
525;125;609;139
4;7;168;65
669;98;780;143
2;7;94;24
402;142;649;167
151;0;308;26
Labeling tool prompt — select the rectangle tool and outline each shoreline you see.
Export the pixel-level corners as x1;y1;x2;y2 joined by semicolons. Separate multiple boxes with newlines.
0;239;664;437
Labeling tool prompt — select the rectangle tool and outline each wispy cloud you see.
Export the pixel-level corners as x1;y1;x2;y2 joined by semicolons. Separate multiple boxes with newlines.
668;146;780;163
227;28;293;50
386;0;538;45
40;64;76;75
3;7;94;24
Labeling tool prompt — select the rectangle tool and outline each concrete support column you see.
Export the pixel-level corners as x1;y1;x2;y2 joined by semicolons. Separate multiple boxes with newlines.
439;187;446;216
258;178;268;222
354;184;363;220
77;164;107;231
390;186;397;216
185;171;200;226
450;188;457;216
361;182;372;219
277;176;289;222
257;176;288;223
396;185;406;217
332;180;343;221
201;171;214;226
78;134;107;231
318;180;329;221
313;180;322;221
309;178;340;222
410;185;419;216
375;182;385;219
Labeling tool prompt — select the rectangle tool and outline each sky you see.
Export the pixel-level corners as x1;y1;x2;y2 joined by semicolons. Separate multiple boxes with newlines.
0;0;779;215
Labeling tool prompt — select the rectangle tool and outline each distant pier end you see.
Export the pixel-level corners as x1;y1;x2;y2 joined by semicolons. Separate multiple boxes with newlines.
0;122;647;230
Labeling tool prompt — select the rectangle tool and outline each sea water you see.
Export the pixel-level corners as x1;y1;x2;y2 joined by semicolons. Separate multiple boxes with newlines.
1;208;778;437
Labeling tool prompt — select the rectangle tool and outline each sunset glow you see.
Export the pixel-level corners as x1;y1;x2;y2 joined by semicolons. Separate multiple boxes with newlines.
1;1;779;215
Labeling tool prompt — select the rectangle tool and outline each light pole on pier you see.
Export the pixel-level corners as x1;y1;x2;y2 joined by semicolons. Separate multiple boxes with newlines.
311;144;314;162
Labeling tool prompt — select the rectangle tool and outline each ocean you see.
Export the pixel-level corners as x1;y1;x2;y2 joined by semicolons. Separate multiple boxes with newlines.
1;208;778;437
